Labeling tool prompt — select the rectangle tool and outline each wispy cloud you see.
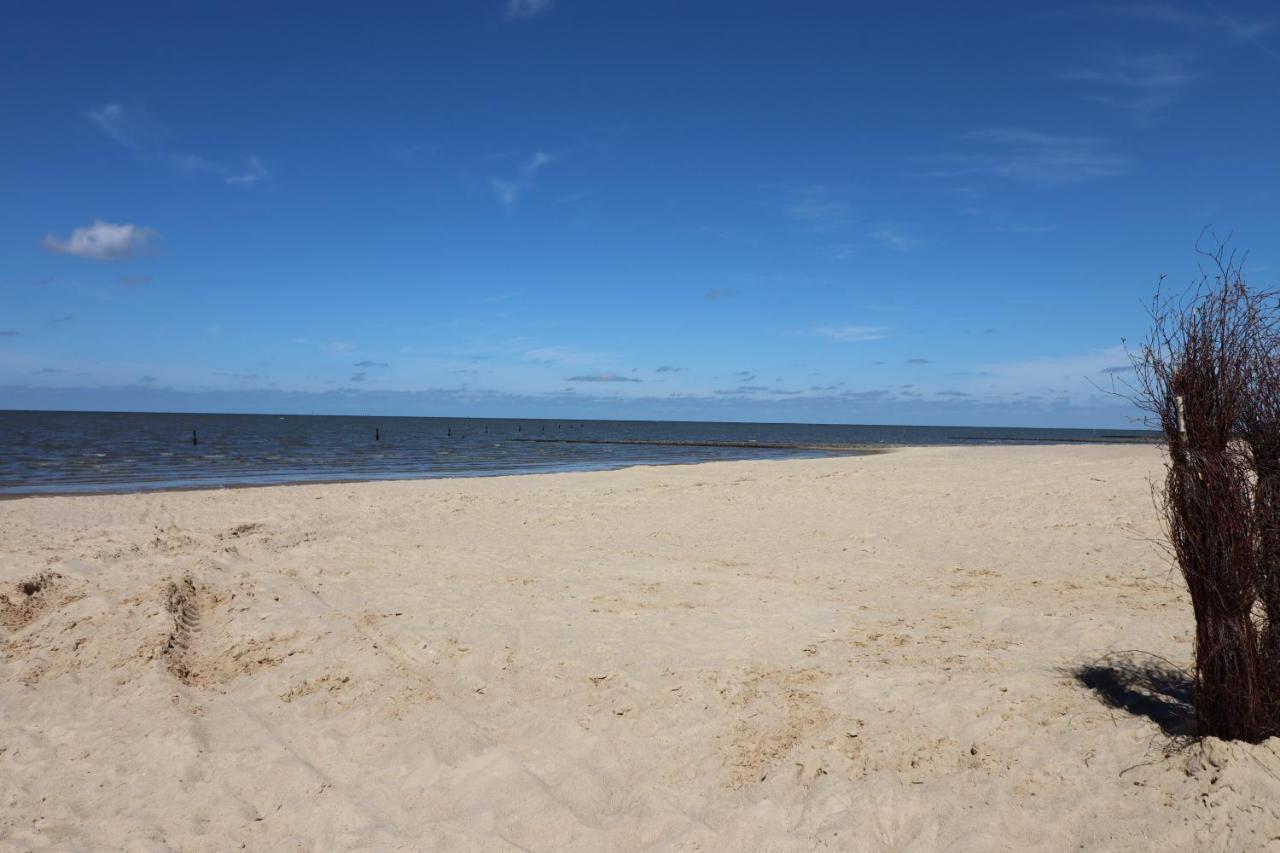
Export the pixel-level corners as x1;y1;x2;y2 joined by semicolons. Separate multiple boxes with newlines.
353;360;390;368
696;225;750;242
226;156;270;186
785;186;852;234
567;373;641;383
0;330;16;337
43;221;155;262
906;357;931;364
350;372;369;383
868;227;918;251
87;102;269;188
655;365;686;373
704;288;736;301
118;274;152;286
490;151;554;207
919;129;1131;186
88;102;165;150
506;0;551;20
1102;3;1272;40
811;324;891;342
1063;52;1198;123
524;345;608;367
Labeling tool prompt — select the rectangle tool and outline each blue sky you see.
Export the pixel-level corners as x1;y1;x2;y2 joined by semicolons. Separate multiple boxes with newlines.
1;1;1276;427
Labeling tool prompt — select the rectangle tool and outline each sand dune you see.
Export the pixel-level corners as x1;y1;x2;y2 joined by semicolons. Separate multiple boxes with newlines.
3;445;1279;851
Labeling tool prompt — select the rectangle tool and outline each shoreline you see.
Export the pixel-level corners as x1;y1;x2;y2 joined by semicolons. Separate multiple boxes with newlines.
0;436;1159;500
0;448;872;500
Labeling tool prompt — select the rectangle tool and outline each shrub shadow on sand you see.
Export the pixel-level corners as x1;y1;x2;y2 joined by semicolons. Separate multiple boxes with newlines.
1073;652;1196;736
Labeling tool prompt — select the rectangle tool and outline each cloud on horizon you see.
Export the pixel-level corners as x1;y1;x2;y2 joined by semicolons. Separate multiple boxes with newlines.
811;324;891;342
566;373;641;383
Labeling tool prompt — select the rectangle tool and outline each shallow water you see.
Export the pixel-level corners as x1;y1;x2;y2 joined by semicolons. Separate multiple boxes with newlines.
0;410;1155;495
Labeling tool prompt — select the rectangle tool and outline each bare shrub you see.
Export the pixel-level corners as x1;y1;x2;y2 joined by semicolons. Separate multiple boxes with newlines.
1131;237;1277;742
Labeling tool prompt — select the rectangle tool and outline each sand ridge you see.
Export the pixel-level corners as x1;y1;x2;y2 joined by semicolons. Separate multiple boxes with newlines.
2;445;1279;850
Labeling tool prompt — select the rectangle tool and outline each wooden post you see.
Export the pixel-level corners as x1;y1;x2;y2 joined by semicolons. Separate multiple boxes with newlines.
192;429;198;446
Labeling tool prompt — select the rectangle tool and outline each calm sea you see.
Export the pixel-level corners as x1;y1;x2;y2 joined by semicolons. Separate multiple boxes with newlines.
0;410;1156;496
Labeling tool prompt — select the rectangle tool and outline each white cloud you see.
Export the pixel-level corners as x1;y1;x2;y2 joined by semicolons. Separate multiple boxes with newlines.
42;220;155;262
811;324;891;342
506;0;551;20
490;151;555;207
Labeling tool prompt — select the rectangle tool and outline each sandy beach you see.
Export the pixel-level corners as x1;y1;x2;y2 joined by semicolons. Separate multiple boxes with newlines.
2;444;1278;851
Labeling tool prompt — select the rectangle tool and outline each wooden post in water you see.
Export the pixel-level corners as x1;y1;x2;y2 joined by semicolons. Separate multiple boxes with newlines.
375;427;380;442
192;429;198;446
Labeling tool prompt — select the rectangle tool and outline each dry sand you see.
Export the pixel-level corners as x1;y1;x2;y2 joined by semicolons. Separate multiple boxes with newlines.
2;445;1279;851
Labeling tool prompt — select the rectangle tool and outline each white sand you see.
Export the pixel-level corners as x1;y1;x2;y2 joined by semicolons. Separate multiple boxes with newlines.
2;445;1278;851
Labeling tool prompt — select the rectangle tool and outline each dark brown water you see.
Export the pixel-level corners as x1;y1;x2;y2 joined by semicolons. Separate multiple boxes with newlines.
0;410;1156;496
